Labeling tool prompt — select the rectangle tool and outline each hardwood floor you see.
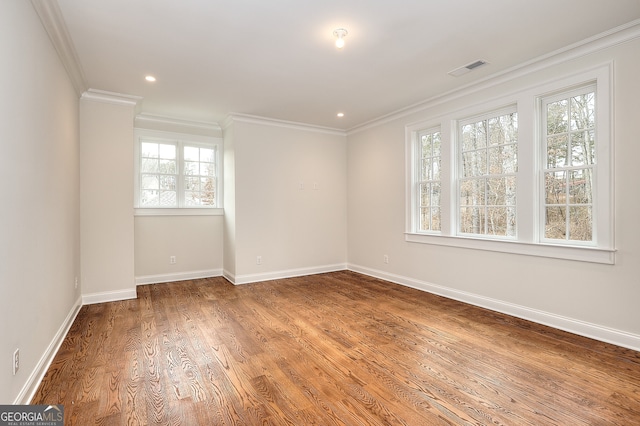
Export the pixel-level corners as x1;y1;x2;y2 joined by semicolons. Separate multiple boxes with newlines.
32;271;640;425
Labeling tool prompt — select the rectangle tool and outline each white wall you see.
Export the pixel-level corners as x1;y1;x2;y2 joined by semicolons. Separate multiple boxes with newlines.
0;1;80;404
347;36;640;349
80;93;137;303
224;118;348;283
134;215;223;281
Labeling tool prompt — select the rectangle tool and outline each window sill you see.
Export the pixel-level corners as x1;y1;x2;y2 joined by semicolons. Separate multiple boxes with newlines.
135;208;224;217
405;232;615;264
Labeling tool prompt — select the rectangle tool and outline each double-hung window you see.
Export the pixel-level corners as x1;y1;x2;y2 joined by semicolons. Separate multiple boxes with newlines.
459;108;518;237
135;129;222;212
406;64;614;263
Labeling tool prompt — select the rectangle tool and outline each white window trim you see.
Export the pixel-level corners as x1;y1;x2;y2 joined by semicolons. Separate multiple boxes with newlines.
405;63;615;264
134;129;223;216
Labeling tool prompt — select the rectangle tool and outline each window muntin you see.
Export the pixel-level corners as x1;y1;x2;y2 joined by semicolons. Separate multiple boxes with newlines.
542;87;596;243
405;64;613;264
140;141;178;207
417;129;441;232
183;145;216;206
136;132;220;209
458;109;518;237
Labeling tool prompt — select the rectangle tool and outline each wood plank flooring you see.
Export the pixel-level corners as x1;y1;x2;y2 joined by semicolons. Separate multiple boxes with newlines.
32;271;640;425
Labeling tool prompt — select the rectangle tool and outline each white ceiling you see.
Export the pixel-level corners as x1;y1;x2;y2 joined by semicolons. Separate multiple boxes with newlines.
55;0;640;130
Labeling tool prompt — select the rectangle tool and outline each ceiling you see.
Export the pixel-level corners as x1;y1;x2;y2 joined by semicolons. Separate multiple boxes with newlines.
54;0;640;130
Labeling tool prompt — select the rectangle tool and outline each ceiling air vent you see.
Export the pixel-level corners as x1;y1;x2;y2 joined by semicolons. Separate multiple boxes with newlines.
448;59;489;77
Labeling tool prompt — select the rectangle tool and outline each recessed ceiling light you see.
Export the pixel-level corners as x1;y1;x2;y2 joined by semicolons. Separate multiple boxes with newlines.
145;75;156;82
337;112;345;118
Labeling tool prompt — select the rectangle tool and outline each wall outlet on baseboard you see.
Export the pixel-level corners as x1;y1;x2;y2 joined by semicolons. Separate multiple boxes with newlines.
13;349;19;375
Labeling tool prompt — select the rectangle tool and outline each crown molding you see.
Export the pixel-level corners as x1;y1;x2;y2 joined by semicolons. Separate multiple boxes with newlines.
30;0;88;96
347;19;640;135
225;113;347;137
135;113;222;132
81;88;142;107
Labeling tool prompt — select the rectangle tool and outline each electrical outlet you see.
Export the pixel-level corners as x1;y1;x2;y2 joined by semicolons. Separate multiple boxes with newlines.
256;255;262;265
13;349;19;375
384;255;389;264
170;256;176;264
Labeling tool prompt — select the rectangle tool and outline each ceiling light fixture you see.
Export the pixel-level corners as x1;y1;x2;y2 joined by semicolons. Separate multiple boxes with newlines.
337;112;345;118
333;28;348;49
145;75;156;82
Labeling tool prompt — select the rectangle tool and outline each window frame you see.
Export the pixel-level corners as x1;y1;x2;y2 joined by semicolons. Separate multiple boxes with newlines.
405;64;614;264
134;129;223;216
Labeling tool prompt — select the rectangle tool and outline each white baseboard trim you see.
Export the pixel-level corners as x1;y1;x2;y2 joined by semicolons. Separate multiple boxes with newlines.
135;269;223;285
14;295;82;405
82;288;137;305
348;264;640;352
228;263;348;285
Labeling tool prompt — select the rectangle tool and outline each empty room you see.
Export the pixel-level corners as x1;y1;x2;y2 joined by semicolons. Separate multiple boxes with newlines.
2;1;640;424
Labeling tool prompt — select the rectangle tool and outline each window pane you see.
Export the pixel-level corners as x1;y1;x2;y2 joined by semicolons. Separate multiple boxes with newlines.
547;135;568;168
431;182;441;207
545;171;566;205
432;133;441;157
570;92;595;131
569;206;592;241
159;175;175;191
431;208;441;231
186;176;199;191
545;206;566;239
420;183;430;207
159;159;176;174
460;207;485;234
421;134;432;158
487;177;516;206
141;175;159;190
184;161;199;175
489;144;517;174
462;121;487;151
159;144;176;159
460;178;485;206
141;142;159;158
547;99;568;135
421;159;432;181
140;190;158;206
141;158;158;173
569;169;592;204
462;151;487;177
571;130;596;167
201;148;215;163
159;191;176;207
184;146;199;161
487;207;516;236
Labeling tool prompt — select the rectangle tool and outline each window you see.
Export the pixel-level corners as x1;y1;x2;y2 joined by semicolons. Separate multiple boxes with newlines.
406;65;614;263
542;87;595;243
417;128;441;232
135;130;222;212
459;109;517;237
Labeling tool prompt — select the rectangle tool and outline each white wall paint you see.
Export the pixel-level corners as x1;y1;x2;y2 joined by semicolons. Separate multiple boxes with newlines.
80;95;137;302
223;123;237;279
0;1;80;404
347;38;640;347
134;215;223;282
225;119;348;283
